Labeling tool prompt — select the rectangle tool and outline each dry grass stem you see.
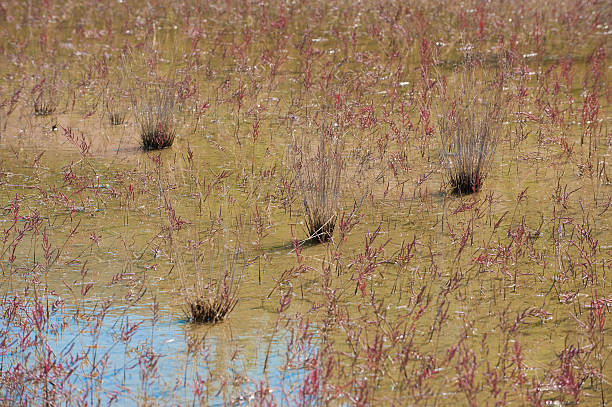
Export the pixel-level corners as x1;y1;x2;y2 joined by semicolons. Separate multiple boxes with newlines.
0;108;5;133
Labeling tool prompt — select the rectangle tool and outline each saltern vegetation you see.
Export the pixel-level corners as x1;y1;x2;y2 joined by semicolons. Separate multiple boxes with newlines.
0;1;610;406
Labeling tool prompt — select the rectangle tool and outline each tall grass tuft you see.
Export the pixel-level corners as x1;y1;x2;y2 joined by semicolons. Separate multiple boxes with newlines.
437;68;505;194
185;250;243;324
32;82;57;116
292;122;343;243
132;77;177;150
105;95;127;125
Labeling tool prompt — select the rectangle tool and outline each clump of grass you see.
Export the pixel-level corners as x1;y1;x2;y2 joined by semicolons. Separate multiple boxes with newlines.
292;122;344;243
132;77;177;150
105;96;127;125
33;87;57;116
437;68;505;194
102;76;129;125
188;286;237;324
31;76;59;117
185;251;243;324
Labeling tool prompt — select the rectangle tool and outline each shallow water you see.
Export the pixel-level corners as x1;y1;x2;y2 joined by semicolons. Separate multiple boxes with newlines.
1;1;611;405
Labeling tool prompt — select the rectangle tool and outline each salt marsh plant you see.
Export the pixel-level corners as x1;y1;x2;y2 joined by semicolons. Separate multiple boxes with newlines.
185;249;243;324
291;122;344;242
104;95;127;125
437;68;505;194
132;76;177;150
1;85;21;133
32;80;57;116
102;77;130;126
1;0;610;405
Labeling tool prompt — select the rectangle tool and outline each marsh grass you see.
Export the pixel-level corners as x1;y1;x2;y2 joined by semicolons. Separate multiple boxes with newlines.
33;87;57;116
30;75;60;117
105;96;127;125
292;122;344;243
132;76;177;150
187;283;238;324
1;2;610;405
185;250;243;324
437;68;506;194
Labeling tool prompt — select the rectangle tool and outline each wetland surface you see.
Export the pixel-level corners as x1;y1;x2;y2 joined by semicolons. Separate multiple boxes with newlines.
0;1;610;405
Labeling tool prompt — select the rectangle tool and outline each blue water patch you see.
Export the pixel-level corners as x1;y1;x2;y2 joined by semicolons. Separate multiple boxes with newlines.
0;300;317;406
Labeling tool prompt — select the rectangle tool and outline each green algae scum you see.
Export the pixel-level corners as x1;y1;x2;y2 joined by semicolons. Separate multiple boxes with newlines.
0;1;610;405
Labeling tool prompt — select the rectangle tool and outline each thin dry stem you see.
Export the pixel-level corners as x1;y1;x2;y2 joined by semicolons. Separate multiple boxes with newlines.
0;108;5;133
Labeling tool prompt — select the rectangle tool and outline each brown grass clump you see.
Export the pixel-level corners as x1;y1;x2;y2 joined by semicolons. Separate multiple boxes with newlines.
132;77;177;150
31;76;59;117
33;88;57;116
188;285;237;324
437;68;506;194
292;122;344;243
185;251;243;324
105;96;127;126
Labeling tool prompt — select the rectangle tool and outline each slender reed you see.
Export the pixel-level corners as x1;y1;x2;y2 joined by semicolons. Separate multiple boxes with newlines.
0;107;5;133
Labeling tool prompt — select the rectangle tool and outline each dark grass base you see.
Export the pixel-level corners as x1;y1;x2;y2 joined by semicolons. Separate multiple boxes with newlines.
449;174;484;195
307;221;335;243
34;103;56;116
142;129;175;150
109;113;126;125
188;297;235;324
